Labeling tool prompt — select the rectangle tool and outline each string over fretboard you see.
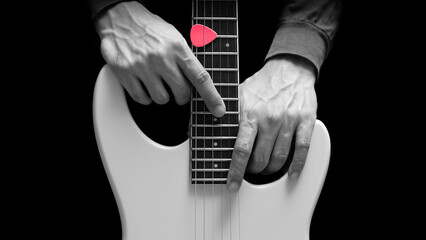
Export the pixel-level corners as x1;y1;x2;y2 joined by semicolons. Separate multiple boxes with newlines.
190;0;239;184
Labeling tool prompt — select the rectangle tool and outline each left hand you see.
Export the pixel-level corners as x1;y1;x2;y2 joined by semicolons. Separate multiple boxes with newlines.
227;54;318;192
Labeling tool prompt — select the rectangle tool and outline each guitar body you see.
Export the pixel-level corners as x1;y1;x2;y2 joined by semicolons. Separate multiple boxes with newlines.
93;65;331;240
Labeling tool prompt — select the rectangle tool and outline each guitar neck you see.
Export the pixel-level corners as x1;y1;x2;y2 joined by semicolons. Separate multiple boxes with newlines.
190;0;239;184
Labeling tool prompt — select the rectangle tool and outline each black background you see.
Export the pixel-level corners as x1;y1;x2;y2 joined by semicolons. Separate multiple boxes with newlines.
8;0;416;239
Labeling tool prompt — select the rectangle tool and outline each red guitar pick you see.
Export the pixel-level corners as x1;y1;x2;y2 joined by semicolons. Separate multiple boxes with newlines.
190;24;217;47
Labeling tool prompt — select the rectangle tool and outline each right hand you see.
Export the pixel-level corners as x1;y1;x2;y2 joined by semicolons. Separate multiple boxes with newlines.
95;1;225;116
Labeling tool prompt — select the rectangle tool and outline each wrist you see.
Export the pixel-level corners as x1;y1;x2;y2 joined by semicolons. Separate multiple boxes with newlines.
94;1;149;35
266;54;316;84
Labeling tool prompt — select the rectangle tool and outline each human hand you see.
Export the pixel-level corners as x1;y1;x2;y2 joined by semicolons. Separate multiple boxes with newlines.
227;55;318;192
95;1;225;116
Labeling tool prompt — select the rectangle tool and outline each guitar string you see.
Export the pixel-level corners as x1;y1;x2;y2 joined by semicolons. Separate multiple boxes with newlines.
203;1;206;240
219;1;223;240
236;1;241;239
210;1;215;240
226;3;232;240
194;1;198;239
194;2;241;239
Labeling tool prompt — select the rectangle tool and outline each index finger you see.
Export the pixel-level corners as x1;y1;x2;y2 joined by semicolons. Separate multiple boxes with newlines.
227;120;258;192
177;48;226;117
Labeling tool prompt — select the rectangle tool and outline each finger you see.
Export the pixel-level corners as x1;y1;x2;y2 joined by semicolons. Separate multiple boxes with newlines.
111;68;152;105
262;124;295;174
176;49;225;117
135;68;170;105
246;123;279;174
160;62;191;105
100;38;117;66
288;120;315;180
227;119;257;192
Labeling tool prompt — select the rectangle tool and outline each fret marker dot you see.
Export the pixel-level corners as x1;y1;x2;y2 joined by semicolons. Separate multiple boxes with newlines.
214;164;218;168
214;142;218;146
226;43;230;48
213;117;217;122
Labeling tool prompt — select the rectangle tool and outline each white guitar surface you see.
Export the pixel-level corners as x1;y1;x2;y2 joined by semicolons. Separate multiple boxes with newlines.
93;65;331;240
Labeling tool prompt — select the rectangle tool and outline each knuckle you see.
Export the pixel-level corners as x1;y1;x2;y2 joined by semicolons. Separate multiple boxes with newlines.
233;144;251;160
170;36;186;49
147;50;162;62
249;153;268;173
291;157;306;171
296;139;310;151
115;58;131;70
265;113;281;125
272;150;289;162
283;111;300;125
300;111;316;122
133;55;147;68
195;70;211;86
145;48;166;63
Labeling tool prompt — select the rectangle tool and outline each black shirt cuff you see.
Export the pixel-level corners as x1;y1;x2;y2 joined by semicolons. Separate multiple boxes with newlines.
265;20;330;78
88;0;144;20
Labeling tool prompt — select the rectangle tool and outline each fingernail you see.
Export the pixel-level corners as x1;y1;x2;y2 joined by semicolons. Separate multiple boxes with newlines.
228;181;240;192
213;104;226;117
290;172;300;180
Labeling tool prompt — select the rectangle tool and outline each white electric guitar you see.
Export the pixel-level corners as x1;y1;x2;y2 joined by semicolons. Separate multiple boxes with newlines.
93;1;331;239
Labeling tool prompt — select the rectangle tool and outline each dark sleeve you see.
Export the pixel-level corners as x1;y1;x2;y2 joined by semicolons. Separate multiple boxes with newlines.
87;0;145;20
265;0;342;76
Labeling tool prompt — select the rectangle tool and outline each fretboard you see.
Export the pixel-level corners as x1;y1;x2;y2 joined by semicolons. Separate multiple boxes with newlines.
190;0;239;184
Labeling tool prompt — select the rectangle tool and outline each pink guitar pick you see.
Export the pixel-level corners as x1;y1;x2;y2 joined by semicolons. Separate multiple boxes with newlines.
190;24;217;47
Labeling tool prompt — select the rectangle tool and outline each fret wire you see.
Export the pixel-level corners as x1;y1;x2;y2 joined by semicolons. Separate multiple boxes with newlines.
195;52;238;55
193;17;237;20
192;181;227;184
192;98;238;101
214;83;239;86
192;111;238;114
192;124;238;127
193;97;238;100
193;158;232;161
217;35;237;38
192;136;237;139
192;168;229;172
193;148;233;150
204;68;238;71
